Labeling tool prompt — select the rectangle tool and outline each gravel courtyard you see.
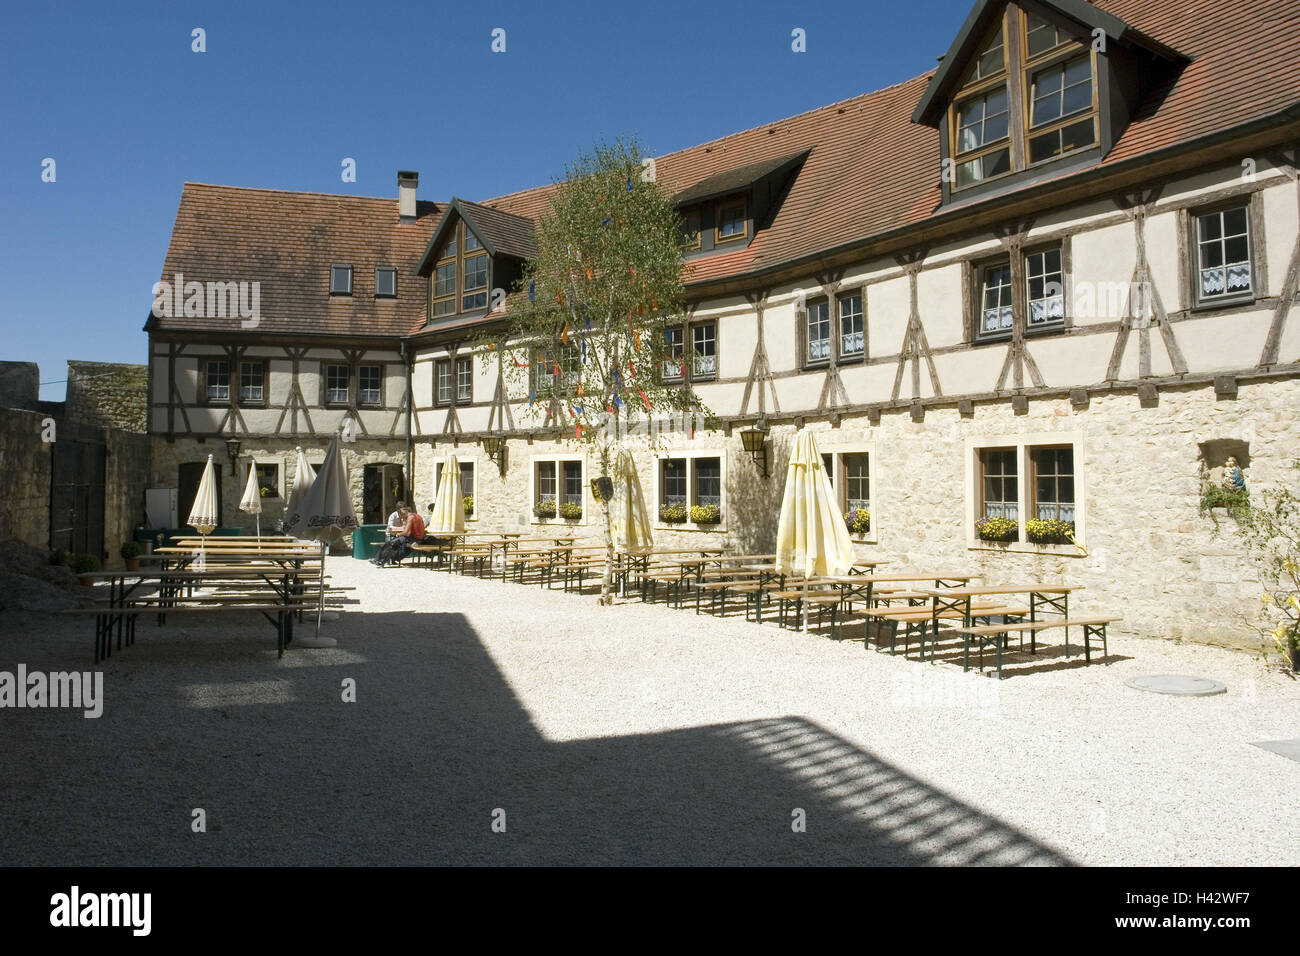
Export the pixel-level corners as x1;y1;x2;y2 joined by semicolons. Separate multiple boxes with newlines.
2;557;1297;866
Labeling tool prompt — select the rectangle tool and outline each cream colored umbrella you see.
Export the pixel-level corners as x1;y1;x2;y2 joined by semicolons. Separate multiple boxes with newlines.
237;460;263;539
429;454;466;535
283;432;358;645
775;427;855;631
186;454;219;570
282;446;316;537
610;447;653;556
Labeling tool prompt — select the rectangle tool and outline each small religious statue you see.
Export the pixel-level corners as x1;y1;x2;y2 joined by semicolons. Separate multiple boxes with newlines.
1222;456;1246;491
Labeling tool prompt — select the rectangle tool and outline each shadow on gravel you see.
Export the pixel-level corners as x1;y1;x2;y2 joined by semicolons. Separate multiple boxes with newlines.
0;610;1072;866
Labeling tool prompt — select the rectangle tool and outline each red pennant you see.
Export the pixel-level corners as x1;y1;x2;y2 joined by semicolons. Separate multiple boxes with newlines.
513;356;529;368
575;423;583;439
638;388;652;410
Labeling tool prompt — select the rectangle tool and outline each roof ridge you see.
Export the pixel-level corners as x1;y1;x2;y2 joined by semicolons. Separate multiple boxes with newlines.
182;182;445;206
480;69;937;208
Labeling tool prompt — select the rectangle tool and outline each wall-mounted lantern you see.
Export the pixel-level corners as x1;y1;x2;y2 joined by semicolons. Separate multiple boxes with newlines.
740;421;770;479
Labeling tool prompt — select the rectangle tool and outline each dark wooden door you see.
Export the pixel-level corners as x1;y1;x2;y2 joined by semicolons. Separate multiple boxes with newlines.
49;424;106;558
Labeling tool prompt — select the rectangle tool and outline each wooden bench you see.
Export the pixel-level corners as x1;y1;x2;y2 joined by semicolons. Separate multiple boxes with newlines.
861;604;1029;659
60;598;347;662
953;615;1121;678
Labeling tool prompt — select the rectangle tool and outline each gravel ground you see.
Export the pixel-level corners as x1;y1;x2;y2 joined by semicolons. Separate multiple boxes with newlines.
1;556;1297;866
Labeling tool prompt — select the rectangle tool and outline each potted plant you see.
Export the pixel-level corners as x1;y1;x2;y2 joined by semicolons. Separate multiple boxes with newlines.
659;503;688;523
71;553;101;586
975;515;1019;543
558;501;583;520
1025;518;1075;545
534;499;557;519
119;541;143;571
844;508;871;535
48;548;70;567
690;504;721;525
463;495;475;517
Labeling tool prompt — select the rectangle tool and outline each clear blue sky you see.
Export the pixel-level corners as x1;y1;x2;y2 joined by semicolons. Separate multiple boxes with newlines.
0;0;965;400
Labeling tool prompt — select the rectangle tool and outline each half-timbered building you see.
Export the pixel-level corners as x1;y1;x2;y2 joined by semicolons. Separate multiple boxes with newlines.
148;0;1300;647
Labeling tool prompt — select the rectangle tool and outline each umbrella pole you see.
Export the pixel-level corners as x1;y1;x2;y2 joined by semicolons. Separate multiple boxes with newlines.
802;575;809;633
316;539;325;635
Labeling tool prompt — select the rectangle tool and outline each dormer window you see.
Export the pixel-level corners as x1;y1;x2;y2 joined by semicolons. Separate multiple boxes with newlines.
330;265;353;295
430;220;488;317
1026;53;1095;164
679;209;701;250
715;198;747;243
943;6;1100;194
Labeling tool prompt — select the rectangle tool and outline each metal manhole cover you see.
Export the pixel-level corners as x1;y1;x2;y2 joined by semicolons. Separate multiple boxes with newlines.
1125;674;1227;696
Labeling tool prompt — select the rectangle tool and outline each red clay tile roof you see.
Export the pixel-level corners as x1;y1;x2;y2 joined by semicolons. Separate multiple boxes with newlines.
153;0;1300;339
149;185;442;338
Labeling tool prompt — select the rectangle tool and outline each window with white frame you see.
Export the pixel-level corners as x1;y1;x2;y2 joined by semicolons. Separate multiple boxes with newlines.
238;361;264;404
324;364;349;405
968;437;1083;546
533;456;585;518
205;360;230;402
661;459;687;508
980;447;1019;520
455;356;472;404
435;361;453;406
843;454;870;511
978;262;1014;338
1195;205;1252;303
662;327;685;380
693;457;721;507
358;365;382;406
1032;446;1075;523
1025;247;1065;328
656;452;726;525
838;292;864;359
805;298;831;365
692;321;717;380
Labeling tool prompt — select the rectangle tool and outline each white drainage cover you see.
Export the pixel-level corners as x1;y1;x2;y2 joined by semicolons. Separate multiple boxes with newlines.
1125;674;1227;696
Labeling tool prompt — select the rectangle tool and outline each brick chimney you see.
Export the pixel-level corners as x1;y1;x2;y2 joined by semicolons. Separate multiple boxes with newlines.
398;170;419;223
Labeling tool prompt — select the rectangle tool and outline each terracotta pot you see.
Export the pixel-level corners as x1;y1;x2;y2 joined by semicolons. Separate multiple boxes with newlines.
125;559;140;572
78;575;94;587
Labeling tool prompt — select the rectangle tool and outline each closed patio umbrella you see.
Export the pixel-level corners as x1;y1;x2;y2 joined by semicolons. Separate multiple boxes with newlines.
775;427;855;632
283;432;358;645
186;454;219;569
238;460;262;539
429;454;466;536
610;447;653;556
282;447;316;537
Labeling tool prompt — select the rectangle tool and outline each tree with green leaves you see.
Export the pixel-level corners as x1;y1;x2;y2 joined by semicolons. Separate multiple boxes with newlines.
483;139;711;605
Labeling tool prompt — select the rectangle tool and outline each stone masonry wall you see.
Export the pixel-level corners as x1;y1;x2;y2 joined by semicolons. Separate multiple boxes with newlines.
412;378;1288;652
67;361;148;433
0;407;54;550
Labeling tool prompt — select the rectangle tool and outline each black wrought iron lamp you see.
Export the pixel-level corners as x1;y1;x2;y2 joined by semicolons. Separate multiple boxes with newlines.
481;435;506;475
224;437;242;467
740;421;769;479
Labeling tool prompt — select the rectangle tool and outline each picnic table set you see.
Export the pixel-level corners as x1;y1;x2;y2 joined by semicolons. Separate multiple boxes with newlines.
65;428;1119;678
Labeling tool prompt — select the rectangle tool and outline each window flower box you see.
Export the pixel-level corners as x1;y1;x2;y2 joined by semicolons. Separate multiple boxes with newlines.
660;503;688;523
463;495;475;517
1025;518;1074;544
534;500;557;519
558;501;583;520
689;504;721;525
975;515;1019;542
844;508;871;535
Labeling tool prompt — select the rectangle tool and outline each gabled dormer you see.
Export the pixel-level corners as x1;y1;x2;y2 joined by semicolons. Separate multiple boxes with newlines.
416;197;536;326
913;0;1185;206
671;150;808;259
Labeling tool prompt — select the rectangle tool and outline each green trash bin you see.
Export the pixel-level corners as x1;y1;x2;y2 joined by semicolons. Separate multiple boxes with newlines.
352;524;388;560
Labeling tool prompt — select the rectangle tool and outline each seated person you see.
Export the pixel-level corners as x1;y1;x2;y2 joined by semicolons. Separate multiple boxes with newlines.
373;505;413;566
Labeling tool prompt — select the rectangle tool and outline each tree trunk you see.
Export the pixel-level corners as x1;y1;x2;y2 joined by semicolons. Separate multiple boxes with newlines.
599;501;615;605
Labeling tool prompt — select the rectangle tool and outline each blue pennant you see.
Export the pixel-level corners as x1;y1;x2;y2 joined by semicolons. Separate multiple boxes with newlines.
528;279;535;301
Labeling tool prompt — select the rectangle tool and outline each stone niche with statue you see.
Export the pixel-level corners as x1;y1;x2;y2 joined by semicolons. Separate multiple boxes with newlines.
1197;439;1250;511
